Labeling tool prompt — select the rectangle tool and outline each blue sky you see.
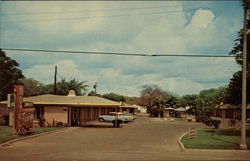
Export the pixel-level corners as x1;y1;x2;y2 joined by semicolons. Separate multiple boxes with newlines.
0;1;243;96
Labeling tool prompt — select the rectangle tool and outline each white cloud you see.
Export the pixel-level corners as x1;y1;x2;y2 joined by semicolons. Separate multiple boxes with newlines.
186;9;215;32
2;2;243;96
24;60;83;84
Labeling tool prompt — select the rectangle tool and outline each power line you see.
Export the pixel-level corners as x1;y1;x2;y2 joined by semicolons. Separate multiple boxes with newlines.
1;8;197;23
1;2;232;16
1;48;235;58
0;2;236;23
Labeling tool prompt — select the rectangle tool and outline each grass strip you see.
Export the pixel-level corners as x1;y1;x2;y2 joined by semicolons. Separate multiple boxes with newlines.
0;126;63;144
181;128;250;150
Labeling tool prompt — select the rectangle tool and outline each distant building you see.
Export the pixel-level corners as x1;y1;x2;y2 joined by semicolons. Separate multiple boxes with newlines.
120;103;138;114
136;105;147;113
215;104;250;119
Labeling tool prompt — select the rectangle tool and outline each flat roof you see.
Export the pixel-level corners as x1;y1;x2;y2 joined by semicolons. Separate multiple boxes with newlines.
0;94;121;107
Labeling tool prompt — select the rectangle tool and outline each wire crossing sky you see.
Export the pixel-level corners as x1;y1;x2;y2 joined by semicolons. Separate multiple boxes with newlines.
2;48;235;58
0;1;243;96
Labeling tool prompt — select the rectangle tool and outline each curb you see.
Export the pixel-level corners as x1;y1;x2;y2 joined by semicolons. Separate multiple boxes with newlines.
178;131;189;151
0;127;70;147
178;129;250;152
184;148;250;152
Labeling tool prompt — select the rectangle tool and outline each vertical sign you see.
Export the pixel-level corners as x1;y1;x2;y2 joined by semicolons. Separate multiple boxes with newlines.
14;85;24;134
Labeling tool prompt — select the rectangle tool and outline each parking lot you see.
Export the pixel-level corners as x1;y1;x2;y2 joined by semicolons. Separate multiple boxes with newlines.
0;115;250;161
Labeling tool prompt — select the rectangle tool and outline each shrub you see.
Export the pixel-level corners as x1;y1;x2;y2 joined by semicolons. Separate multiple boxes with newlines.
0;114;9;125
56;122;64;127
204;118;220;129
39;117;46;127
228;119;237;128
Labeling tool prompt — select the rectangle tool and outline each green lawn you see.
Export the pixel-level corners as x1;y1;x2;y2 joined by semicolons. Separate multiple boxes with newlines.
181;128;250;150
0;126;64;144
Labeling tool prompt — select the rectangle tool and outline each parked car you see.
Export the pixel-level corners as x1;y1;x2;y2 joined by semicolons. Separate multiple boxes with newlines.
99;112;135;123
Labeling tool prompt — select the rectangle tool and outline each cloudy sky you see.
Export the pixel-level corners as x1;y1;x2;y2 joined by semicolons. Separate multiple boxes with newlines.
0;1;243;96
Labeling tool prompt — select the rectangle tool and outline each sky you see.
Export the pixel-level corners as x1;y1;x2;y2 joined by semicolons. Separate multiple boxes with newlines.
0;1;243;97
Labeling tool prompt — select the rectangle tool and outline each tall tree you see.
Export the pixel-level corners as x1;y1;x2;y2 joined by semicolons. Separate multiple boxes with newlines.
0;49;23;101
137;85;169;115
194;87;227;122
56;78;89;96
227;30;250;105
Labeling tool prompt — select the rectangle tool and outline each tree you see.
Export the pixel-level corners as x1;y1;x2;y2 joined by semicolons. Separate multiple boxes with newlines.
194;87;226;125
179;94;198;114
88;91;95;96
150;98;167;117
102;93;125;102
21;78;44;97
227;30;250;105
0;49;24;101
165;94;180;108
41;84;54;95
137;85;169;116
124;96;138;105
88;90;102;97
56;78;89;96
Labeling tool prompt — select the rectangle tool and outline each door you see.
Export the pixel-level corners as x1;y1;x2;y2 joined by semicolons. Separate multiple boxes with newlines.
71;107;80;126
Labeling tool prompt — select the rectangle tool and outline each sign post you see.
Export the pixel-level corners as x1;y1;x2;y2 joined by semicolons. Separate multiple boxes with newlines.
13;85;24;135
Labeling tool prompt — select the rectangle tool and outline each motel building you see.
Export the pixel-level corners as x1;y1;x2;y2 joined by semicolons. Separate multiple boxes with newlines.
0;90;122;127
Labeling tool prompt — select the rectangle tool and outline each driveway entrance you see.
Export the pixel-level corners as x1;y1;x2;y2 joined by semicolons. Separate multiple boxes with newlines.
0;115;249;160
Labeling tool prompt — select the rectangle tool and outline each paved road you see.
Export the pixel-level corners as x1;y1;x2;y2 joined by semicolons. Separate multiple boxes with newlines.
0;115;249;161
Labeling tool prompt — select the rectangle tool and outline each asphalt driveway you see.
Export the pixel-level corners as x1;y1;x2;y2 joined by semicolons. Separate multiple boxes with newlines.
0;115;249;161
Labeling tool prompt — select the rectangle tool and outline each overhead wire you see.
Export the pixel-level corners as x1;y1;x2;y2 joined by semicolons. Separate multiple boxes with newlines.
1;48;235;58
1;2;232;16
1;8;197;23
0;2;236;23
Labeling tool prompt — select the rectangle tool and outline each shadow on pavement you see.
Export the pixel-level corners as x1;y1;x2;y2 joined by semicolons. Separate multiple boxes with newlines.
81;124;123;128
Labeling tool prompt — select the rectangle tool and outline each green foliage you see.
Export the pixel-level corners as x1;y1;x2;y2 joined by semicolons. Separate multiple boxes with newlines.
179;94;198;114
181;128;250;149
88;91;102;97
56;78;88;96
102;92;125;102
21;77;88;96
227;30;250;105
203;118;221;129
88;91;95;96
0;49;24;101
0;114;9;125
194;87;227;123
226;71;250;105
137;85;169;116
165;94;179;108
150;98;167;117
42;84;54;94
21;78;45;97
0;126;63;144
229;30;250;68
124;96;138;104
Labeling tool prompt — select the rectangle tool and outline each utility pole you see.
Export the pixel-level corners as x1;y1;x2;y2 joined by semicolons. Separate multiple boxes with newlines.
93;82;97;96
240;0;249;150
54;66;57;95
